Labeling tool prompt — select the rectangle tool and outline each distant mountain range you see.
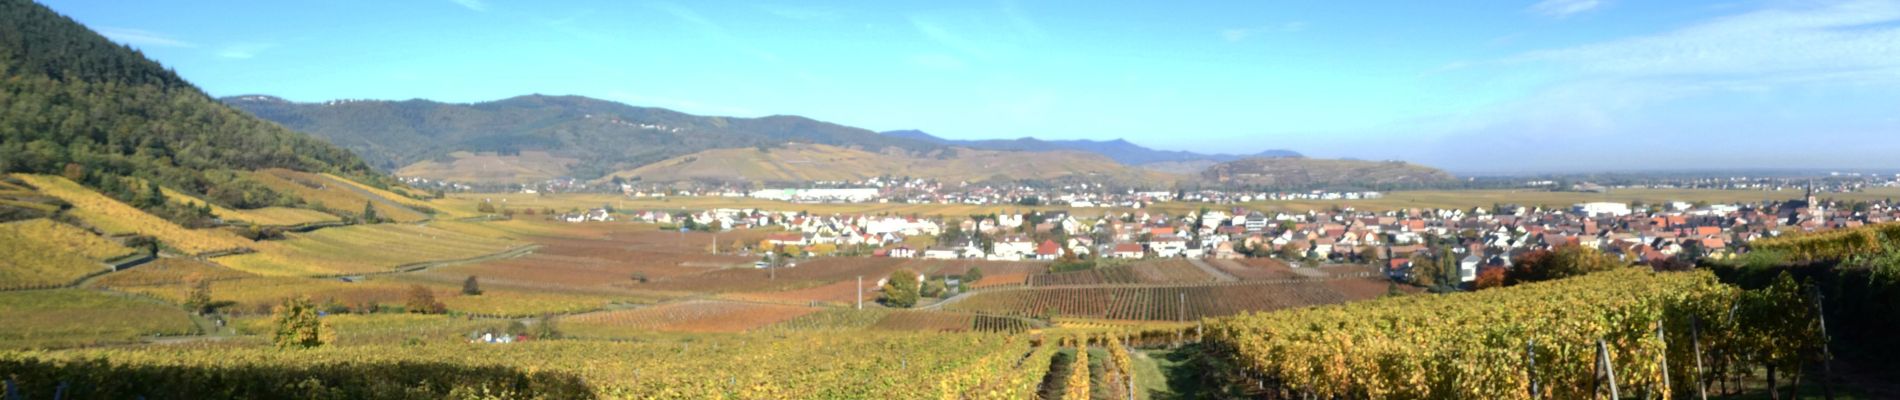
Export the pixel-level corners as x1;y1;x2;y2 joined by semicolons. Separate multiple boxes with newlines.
1201;157;1453;189
222;95;944;183
880;130;1300;165
599;143;1177;187
223;94;1446;188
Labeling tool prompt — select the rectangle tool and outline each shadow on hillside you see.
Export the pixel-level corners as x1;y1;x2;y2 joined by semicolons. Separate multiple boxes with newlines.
0;355;596;399
1146;344;1262;400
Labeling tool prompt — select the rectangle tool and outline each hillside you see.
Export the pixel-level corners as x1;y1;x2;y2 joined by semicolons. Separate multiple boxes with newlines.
224;95;945;183
882;129;1300;166
0;0;382;223
600;143;1181;186
1199;157;1454;189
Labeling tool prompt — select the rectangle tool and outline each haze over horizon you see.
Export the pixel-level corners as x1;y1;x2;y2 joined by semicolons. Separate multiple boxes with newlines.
42;0;1900;173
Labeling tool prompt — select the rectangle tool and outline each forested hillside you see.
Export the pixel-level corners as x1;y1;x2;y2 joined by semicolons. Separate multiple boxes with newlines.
224;94;945;182
0;0;383;222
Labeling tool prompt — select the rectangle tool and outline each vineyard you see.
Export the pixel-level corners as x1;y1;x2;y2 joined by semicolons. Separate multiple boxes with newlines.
13;174;250;255
637;257;921;293
0;219;136;289
1202;268;1819;399
245;169;429;223
0;332;1051;399
317;172;455;218
1748;222;1900;262
561;300;821;334
84;258;256;288
0;290;196;349
1030;265;1143;286
1028;260;1226;286
869;310;1035;333
947;279;1367;320
159;186;338;226
120;275;414;315
1129;259;1221;283
218;223;524;276
237;313;510;346
424;234;753;295
1211;258;1304;280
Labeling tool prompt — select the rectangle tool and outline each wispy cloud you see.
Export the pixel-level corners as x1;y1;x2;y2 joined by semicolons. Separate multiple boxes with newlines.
651;2;782;65
449;0;488;12
910;16;994;59
1529;0;1604;19
1397;0;1900;171
1511;0;1900;84
98;27;196;48
217;43;277;59
755;4;841;21
1220;21;1307;42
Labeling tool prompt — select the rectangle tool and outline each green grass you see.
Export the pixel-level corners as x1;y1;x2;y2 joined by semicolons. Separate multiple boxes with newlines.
0;289;196;349
1131;349;1179;400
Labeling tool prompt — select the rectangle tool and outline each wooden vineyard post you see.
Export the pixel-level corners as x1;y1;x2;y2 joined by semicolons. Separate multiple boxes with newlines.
1692;315;1707;400
1596;339;1621;400
1176;292;1186;345
1658;323;1671;397
856;275;863;310
1526;338;1539;399
1812;287;1835;400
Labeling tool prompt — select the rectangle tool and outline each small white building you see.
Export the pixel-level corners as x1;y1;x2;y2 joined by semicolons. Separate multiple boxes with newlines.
1573;202;1632;217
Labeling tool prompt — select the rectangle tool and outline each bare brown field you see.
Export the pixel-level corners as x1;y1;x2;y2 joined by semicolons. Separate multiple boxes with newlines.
971;272;1031;288
722;279;866;305
1129;260;1219;283
899;259;1046;278
633;257;919;293
1215;258;1303;280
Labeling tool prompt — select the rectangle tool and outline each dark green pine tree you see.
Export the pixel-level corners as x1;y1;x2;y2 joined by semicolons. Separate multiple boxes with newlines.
361;201;379;223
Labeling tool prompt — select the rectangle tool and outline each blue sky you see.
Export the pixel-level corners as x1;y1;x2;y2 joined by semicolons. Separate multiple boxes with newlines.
43;0;1900;173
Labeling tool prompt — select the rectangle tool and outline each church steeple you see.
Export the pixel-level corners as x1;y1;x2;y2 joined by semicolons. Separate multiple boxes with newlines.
1806;180;1822;215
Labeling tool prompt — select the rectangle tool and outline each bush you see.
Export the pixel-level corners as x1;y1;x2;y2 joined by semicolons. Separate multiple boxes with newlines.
881;269;920;308
271;297;332;349
920;277;945;298
1506;244;1626;285
405;285;445;314
462;276;482;296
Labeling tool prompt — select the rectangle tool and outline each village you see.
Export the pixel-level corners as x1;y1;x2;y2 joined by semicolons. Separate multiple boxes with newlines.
528;184;1900;290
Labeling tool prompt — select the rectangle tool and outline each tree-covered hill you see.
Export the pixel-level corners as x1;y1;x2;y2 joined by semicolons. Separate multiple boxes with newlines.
223;94;947;182
0;0;384;222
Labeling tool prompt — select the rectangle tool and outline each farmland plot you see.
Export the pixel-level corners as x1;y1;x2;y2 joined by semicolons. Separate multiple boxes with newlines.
946;279;1384;320
218;223;523;276
0;219;137;289
0;290;195;349
86;258;255;288
1127;260;1219;283
636;257;919;294
14;174;249;255
562;300;819;333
